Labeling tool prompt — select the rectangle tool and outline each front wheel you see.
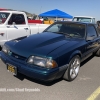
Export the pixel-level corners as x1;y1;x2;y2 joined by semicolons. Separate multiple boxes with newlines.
63;55;80;81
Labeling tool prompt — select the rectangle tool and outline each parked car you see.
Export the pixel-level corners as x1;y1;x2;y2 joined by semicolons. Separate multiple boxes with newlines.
0;11;50;49
72;16;96;23
0;21;100;82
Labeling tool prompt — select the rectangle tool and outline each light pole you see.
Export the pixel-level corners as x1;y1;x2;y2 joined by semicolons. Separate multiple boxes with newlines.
40;6;42;14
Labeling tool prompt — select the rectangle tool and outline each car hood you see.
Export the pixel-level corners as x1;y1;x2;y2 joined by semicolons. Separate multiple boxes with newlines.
6;32;79;58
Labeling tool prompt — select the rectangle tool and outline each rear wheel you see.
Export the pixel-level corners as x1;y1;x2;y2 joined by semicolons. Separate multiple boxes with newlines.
63;55;80;81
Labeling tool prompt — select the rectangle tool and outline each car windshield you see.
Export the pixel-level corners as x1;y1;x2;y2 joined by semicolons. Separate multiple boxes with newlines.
0;12;10;24
73;17;91;23
44;23;85;38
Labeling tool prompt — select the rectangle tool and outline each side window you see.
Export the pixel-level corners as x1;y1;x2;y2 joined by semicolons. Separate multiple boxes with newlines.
8;14;26;25
87;25;97;38
46;24;62;32
92;18;95;23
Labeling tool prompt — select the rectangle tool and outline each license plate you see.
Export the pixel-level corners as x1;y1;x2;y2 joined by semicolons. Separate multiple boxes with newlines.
7;64;17;75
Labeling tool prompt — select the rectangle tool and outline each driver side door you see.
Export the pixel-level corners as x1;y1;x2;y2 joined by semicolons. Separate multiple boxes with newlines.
6;13;30;41
85;25;98;57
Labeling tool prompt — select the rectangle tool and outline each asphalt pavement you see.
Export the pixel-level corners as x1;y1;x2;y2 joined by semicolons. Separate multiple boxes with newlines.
0;55;100;100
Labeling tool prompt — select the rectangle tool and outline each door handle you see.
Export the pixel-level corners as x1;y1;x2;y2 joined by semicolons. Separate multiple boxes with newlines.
7;26;10;28
24;28;29;30
0;33;4;36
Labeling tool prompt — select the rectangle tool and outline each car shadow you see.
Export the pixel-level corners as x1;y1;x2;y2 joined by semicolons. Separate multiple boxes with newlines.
81;55;94;67
14;55;95;86
14;73;63;86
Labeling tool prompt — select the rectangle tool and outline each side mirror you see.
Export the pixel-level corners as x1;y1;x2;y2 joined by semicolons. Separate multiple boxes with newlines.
86;35;95;41
12;22;16;25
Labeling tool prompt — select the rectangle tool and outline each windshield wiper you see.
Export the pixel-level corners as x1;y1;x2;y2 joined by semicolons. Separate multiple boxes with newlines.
53;32;72;38
43;31;51;32
43;31;72;38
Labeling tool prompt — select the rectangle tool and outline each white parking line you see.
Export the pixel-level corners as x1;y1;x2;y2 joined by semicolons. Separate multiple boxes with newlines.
87;86;100;100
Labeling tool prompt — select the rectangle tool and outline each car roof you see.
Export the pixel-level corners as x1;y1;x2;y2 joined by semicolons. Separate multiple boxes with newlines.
0;10;25;14
55;21;95;25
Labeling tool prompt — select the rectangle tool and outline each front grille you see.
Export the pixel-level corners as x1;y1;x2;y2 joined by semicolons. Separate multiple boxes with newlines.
11;52;26;61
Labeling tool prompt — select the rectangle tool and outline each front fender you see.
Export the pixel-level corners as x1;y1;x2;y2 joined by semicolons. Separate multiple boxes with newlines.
68;50;82;63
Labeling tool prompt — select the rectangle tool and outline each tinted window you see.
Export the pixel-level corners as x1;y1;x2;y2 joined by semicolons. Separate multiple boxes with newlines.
87;25;97;37
44;23;85;38
8;14;26;25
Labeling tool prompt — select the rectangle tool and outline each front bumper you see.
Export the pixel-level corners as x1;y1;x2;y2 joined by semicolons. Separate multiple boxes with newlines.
0;52;65;82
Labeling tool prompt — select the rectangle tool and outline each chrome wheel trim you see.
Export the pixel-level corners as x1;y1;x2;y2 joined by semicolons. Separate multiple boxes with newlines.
70;58;80;79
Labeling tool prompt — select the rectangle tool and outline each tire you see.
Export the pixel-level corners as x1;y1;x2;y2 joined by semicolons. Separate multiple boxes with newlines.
63;55;80;81
95;48;100;57
0;46;2;51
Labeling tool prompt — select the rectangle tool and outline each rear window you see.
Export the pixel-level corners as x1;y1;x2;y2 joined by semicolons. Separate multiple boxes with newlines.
0;12;10;24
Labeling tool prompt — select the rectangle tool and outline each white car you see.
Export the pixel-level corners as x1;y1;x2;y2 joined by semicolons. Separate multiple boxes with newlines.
72;16;95;23
0;11;50;49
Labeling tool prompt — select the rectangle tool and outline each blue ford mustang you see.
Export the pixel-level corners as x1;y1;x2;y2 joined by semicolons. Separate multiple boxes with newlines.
1;21;100;82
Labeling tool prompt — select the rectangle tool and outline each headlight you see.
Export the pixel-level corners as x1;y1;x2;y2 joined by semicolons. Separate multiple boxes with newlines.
27;56;57;68
2;45;8;54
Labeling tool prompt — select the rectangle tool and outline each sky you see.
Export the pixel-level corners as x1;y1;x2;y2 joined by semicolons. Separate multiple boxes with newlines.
0;0;100;20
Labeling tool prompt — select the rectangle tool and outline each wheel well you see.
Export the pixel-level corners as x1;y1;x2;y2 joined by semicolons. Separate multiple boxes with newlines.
77;54;81;58
70;53;81;60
